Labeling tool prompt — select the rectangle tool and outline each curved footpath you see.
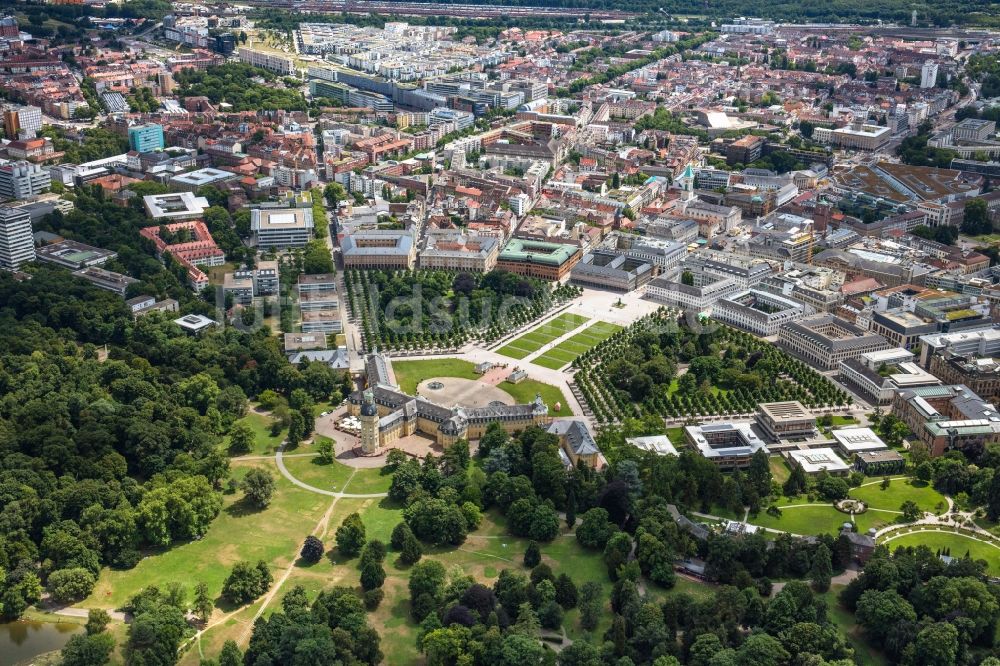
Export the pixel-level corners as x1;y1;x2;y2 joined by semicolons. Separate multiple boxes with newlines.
274;445;388;498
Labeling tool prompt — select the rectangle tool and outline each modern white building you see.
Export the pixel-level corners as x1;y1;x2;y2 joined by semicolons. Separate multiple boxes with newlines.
626;435;679;456
787;448;851;475
830;427;888;458
250;207;314;248
684;422;769;470
143;192;211;221
839;347;942;405
720;17;775;34
0;161;50;200
238;47;295;75
813;123;892;151
711;289;805;337
0;206;34;270
918;326;1000;367
921;61;939;89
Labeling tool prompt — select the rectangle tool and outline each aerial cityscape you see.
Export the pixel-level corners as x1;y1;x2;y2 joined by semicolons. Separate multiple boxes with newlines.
1;0;1000;664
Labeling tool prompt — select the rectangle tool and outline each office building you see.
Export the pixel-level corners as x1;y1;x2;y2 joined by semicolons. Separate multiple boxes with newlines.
297;273;341;333
853;449;906;475
0;161;51;200
569;250;655;293
814;123;891;151
918;326;1000;367
222;261;280;306
644;272;740;312
927;352;1000;404
420;232;499;272
174;314;217;335
0;206;34;270
128;123;165;153
755;401;817;442
35;239;115;269
839;348;941;405
250;207;314;248
720;17;775;34
778;314;891;371
496;238;582;281
953;118;996;143
125;295;179;319
711;289;804;337
238;47;295;75
830;427;888;458
143;192;211;221
891;384;1000;456
684;422;769;470
787;448;851;475
726;135;765;166
74;267;138;296
169;167;237;192
341;230;416;270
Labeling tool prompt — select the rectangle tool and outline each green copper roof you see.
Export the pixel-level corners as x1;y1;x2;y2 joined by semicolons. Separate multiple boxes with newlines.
499;239;579;266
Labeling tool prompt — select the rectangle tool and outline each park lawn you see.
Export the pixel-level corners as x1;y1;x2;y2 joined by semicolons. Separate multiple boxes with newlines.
497;313;592;359
850;478;947;514
851;510;894;534
828;415;858;427
532;322;623;369
501;378;573;416
83;460;330;612
392;358;479;394
344;467;394;495
281;454;355;491
207;262;238;286
975;516;1000;539
821;586;889;666
496;342;534;359
665;427;686;448
188;497;385;666
532;353;576;370
769;456;792;485
885;529;1000;574
751;504;847;537
280;455;393;494
225;411;285;456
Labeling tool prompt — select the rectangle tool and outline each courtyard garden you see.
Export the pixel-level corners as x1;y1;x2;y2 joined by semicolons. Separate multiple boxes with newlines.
391;358;573;415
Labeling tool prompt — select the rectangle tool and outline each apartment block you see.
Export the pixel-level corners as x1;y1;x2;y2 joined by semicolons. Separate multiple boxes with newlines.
0;205;34;270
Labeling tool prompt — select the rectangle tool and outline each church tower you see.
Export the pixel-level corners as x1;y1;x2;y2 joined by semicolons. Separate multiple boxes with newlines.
360;389;379;455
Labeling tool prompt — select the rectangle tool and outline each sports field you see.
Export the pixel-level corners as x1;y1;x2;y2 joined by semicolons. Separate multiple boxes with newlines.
532;321;623;370
496;312;590;359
